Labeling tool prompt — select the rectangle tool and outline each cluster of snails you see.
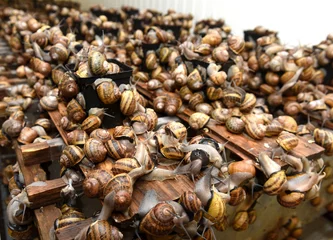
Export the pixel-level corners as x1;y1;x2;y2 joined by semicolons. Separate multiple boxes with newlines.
194;18;231;38
265;215;303;240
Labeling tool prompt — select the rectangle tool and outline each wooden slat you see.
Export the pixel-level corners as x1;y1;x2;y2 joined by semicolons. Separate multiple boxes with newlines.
34;205;61;240
13;140;45;185
136;82;325;161
47;103;69;145
21;138;64;166
26;178;81;209
55;218;92;240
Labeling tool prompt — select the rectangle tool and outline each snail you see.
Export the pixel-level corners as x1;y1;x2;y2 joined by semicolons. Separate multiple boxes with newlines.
40;95;58;111
67;99;86;123
84;138;107;163
2;118;25;138
58;73;79;100
90;128;111;143
276;131;299;152
258;152;287;195
93;78;121;105
81;115;102;134
88;50;109;76
59;145;85;168
120;89;145;116
67;130;89;146
17;127;38;145
83;169;113;198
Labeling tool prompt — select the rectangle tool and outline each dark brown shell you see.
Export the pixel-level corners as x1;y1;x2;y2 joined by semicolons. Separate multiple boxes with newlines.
179;191;202;213
81;115;102;134
229;187;246;206
67;99;86;123
59;145;85;167
103;173;133;211
113;158;140;175
58;74;79;100
83;169;113;198
17;127;38;145
139;203;175;237
84;138;107;163
105;139;136;160
67;130;89;145
95;79;121;105
87;220;123;240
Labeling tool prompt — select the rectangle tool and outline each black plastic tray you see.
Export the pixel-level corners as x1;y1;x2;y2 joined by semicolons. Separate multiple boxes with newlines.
69;59;133;128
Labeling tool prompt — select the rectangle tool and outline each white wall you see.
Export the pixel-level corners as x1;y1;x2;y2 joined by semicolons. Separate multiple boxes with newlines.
80;0;331;46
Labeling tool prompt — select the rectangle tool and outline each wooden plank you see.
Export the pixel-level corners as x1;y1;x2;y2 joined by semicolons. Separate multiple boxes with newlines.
55;218;92;240
13;140;45;185
47;103;69;145
26;178;81;209
34;205;61;240
21;138;64;166
0;70;17;77
136;82;325;161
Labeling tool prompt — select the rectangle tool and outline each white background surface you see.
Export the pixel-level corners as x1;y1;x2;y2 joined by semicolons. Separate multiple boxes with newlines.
80;0;332;46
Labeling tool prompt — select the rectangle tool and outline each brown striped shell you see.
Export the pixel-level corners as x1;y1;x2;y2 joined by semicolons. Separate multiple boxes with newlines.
153;96;167;113
67;130;89;145
276;116;298;133
245;123;266;140
206;87;223;101
81;115;102;134
17;127;38;145
84;138;107;163
211;108;231;124
40;95;58;111
189;112;210;130
232;211;249;231
94;79;121;105
55;208;85;230
226;117;245;134
265;119;283;137
87;220;123;240
90;129;112;143
67;99;86;123
276;131;299;152
179;191;202;213
160;146;184;160
105;139;136;160
88;51;108;76
222;88;243;108
139;203;175;237
179;86;193;101
228;35;245;54
83;169;113;198
239;93;256;113
113;158;140;175
103;173;133;212
189;92;204;110
229;187;246;206
165;122;187;141
277;191;305;208
263;170;287;195
187;68;204;91
59;145;85;167
34;118;51;131
120;90;137;116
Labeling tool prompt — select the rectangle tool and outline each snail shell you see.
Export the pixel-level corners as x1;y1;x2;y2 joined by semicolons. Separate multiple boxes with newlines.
147;79;163;91
67;99;86;123
59;145;85;168
284;101;302;116
160;145;184;160
232;211;249;231
9;110;25;122
248;55;259;72
90;129;111;143
30;57;52;77
276;116;298;133
146;51;158;70
179;191;202;214
165;122;187;141
228;35;245;54
113;158;140;175
81;115;102;134
245;122;266;140
264;170;287;195
277;191;305;208
229;187;246;206
223;88;243;108
94;79;121;105
83;169;113;198
189;92;204;110
179;86;193;102
103;173;133;212
58;74;79;100
226;117;245;134
228;160;256;177
17;127;38;145
212;46;229;63
211;108;231;124
281;71;296;85
40;96;58;111
88;51;108;76
276;131;299;152
87;220;123;240
187;69;204;91
2;119;24;138
240;93;256;113
165;97;182;116
61;116;79;131
189;112;210;130
67;130;89;146
120;90;143;116
34;118;51;131
139;202;175;236
50;43;69;63
84;138;107;163
195;103;213;115
265;119;283;137
206;87;223;101
204;192;226;224
105;139;136;160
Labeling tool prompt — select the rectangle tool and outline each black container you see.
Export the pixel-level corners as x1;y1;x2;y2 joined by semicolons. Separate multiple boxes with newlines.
133;18;145;31
159;25;181;40
69;59;133;128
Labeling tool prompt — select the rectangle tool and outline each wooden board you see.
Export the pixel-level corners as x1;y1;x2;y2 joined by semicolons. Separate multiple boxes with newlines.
136;82;325;161
47;103;69;145
21;138;64;166
13;140;45;185
55;218;92;240
34;205;61;240
26;178;81;209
